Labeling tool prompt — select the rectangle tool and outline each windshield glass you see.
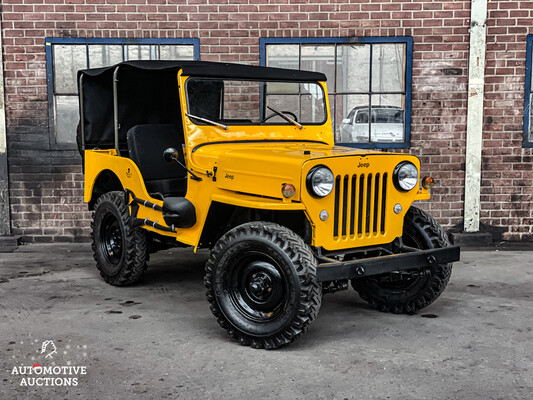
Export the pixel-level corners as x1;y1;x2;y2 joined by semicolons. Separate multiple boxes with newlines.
186;78;326;126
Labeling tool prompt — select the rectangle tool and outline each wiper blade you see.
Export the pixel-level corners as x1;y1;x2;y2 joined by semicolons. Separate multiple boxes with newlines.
266;106;303;130
186;113;229;130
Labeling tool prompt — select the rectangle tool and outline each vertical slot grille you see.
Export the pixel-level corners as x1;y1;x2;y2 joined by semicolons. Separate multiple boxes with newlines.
373;173;380;233
381;173;387;233
350;175;357;236
333;172;388;239
357;175;364;234
341;176;349;236
333;175;341;237
365;174;372;234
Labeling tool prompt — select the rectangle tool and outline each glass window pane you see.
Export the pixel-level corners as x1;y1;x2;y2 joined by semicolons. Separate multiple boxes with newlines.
301;94;325;123
53;45;87;94
55;96;79;144
160;45;194;60
265;95;299;122
266;82;299;95
336;95;370;143
127;45;152;60
88;45;123;68
370;94;405;142
266;44;299;70
301;45;335;92
372;43;405;92
265;84;325;124
530;94;533;142
336;44;370;93
223;80;261;121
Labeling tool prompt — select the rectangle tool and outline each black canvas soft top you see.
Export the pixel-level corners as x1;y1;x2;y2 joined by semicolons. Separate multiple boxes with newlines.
79;60;327;82
77;61;327;152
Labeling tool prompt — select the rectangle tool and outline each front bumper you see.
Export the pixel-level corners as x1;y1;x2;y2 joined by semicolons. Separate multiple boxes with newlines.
316;246;460;282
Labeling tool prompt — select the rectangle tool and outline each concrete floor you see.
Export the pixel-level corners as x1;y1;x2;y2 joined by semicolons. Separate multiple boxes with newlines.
0;244;532;400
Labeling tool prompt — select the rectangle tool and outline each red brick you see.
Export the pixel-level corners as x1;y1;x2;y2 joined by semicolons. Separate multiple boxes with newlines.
1;0;532;242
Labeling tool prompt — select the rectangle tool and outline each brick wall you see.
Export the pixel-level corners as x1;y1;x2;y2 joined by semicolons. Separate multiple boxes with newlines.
0;0;532;242
481;1;533;241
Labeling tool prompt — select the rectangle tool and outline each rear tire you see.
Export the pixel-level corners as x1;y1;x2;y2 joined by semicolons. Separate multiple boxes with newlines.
91;191;148;286
352;206;452;314
205;222;322;349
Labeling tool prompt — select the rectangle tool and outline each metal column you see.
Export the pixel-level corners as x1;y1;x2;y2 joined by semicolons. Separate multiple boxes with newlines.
464;0;488;232
0;24;11;235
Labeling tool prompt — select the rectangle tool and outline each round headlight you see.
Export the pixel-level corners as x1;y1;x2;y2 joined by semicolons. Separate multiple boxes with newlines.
306;166;334;197
393;162;419;191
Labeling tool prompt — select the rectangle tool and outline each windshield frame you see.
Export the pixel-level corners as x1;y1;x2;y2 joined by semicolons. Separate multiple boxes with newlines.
184;77;329;127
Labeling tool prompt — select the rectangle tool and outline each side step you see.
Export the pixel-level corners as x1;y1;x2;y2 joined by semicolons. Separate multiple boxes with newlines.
161;197;196;228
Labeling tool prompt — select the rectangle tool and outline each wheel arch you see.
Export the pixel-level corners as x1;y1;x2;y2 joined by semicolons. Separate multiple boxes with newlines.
88;169;124;210
198;201;311;249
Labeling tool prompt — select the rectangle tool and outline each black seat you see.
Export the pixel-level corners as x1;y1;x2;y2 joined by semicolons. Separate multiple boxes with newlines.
127;124;187;197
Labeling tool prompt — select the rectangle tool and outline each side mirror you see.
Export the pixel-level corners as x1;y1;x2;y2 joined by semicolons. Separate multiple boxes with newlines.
163;147;179;163
342;118;351;125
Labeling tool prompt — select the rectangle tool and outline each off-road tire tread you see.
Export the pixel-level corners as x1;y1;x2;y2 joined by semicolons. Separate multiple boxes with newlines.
91;191;148;286
204;222;322;349
353;206;452;314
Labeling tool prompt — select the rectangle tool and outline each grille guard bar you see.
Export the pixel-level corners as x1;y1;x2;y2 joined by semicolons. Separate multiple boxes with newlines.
316;246;460;282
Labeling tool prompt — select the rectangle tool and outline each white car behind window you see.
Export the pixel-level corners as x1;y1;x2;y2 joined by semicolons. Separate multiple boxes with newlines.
338;106;404;143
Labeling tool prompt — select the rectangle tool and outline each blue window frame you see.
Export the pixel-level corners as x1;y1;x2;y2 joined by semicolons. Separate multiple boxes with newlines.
45;37;200;148
523;34;533;148
260;37;413;149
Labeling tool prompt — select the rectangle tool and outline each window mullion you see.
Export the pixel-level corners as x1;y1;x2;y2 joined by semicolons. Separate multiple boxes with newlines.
368;44;373;143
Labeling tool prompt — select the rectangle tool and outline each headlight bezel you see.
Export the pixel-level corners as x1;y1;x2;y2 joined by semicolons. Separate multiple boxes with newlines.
393;161;419;192
306;165;334;198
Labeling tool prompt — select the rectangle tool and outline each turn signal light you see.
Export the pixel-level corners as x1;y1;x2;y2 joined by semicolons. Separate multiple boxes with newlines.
422;176;435;189
282;183;296;198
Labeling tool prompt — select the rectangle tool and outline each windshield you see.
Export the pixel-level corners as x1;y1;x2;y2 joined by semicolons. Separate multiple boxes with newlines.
186;78;327;126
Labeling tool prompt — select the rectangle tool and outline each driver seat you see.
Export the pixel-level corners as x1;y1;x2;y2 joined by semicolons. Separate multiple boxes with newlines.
127;124;187;198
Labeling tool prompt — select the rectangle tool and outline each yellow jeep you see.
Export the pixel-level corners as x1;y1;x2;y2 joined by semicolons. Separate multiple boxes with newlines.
78;60;460;349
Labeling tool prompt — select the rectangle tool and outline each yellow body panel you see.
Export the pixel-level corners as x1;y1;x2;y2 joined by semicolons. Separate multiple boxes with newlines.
84;150;185;240
301;151;421;251
84;71;430;252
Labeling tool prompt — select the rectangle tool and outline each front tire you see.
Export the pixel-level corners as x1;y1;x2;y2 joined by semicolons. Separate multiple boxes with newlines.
352;206;452;314
91;191;148;286
205;222;322;349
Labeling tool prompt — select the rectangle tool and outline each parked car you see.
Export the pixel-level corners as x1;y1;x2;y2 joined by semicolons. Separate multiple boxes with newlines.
338;105;404;143
77;60;459;349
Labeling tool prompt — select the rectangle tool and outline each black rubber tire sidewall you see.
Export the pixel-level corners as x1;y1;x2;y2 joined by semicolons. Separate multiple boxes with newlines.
93;199;127;275
91;191;148;286
352;206;452;313
205;222;322;349
213;235;301;337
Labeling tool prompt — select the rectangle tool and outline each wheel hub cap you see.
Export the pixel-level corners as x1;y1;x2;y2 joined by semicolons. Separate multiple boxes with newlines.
100;215;123;270
227;258;287;320
248;273;273;301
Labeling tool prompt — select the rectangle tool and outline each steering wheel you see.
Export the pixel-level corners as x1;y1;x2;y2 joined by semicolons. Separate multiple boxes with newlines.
262;111;298;123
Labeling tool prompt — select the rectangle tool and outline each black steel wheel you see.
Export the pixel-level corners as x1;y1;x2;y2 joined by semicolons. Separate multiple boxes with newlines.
91;191;148;286
205;222;322;349
352;206;453;314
